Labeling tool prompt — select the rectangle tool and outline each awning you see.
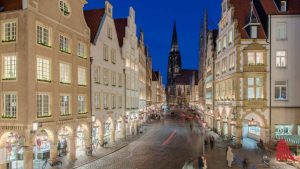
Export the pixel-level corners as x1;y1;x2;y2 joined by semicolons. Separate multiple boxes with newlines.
275;135;300;145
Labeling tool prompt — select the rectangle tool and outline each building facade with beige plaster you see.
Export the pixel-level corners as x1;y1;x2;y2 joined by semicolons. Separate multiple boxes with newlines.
138;30;147;122
213;0;270;144
0;0;91;168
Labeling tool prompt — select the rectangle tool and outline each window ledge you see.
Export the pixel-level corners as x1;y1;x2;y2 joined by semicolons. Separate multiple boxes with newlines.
2;39;16;43
95;82;101;84
274;99;288;101
78;112;88;115
37;42;51;48
37;115;52;118
2;78;16;80
1;116;16;119
60;50;71;54
38;79;52;83
78;56;87;59
104;108;109;110
78;84;87;87
60;82;71;85
60;114;71;117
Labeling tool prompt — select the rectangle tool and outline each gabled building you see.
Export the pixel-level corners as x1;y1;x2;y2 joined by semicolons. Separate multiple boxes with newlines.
114;7;140;136
84;1;125;147
214;0;269;144
138;29;147;121
0;0;91;167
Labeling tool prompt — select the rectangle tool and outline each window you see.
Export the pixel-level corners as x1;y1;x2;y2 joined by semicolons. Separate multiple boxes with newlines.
3;55;17;80
222;58;227;73
37;93;50;117
275;81;287;100
94;92;101;109
103;93;109;109
229;54;235;70
118;73;122;87
103;68;109;85
78;95;86;114
94;66;101;84
60;63;71;84
217;41;221;53
111;71;116;86
3;93;17;118
280;1;287;12
250;26;258;38
59;34;71;53
37;23;51;47
111;49;116;64
2;21;16;42
276;23;287;40
223;36;227;49
118;95;122;108
276;51;286;67
275;125;292;136
247;77;263;99
77;42;86;58
60;95;70;116
107;26;112;39
229;29;233;44
111;94;116;109
103;44;108;61
37;57;51;81
216;62;220;76
59;0;71;16
78;67;87;86
125;59;130;67
247;52;263;65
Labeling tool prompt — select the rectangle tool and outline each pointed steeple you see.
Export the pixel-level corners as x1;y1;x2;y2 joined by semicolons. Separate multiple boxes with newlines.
171;21;178;51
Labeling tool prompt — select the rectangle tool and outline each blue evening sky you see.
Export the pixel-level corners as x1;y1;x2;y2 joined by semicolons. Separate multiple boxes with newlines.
84;0;222;85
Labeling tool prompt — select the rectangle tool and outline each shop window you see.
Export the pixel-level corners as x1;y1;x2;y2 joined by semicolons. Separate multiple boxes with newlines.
275;125;293;136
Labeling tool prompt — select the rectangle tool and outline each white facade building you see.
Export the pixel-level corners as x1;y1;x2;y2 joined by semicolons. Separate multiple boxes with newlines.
138;30;147;121
85;1;125;146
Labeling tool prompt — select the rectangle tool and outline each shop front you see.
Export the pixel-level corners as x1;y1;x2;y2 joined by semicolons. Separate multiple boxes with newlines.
57;127;70;157
76;125;85;157
34;130;50;168
0;132;24;169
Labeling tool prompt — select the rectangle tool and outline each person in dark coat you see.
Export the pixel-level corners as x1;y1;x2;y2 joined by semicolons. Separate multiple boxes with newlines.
198;156;204;169
242;157;248;169
210;136;214;150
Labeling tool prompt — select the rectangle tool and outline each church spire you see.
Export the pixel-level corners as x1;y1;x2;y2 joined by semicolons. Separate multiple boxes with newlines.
171;21;178;51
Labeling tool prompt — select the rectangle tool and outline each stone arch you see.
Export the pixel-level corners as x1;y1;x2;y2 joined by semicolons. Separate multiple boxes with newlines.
33;128;55;145
0;131;23;147
240;110;268;128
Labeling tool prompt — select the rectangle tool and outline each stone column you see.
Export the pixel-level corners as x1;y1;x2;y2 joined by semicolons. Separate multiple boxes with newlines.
68;135;76;160
0;163;6;169
98;125;104;145
23;146;33;169
228;117;232;138
236;124;243;145
220;119;224;136
121;120;126;140
110;128;115;144
85;127;92;155
50;138;58;161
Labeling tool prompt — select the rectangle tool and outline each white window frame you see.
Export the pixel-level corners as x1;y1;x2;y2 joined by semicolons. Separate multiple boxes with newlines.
111;49;116;64
103;44;109;61
94;92;101;109
36;22;51;47
276;22;287;40
59;0;71;16
37;57;51;82
250;26;258;39
280;1;287;12
247;77;264;99
111;71;116;86
103;68;109;85
275;50;287;68
118;73;122;87
223;35;227;50
1;20;17;42
60;62;71;84
2;54;17;80
111;94;116;109
3;92;17;118
247;51;264;65
118;95;122;108
78;67;87;86
59;34;71;54
37;93;51;117
60;94;70;116
77;41;86;58
228;29;233;45
94;66;101;84
78;95;86;114
103;93;109;109
275;81;287;100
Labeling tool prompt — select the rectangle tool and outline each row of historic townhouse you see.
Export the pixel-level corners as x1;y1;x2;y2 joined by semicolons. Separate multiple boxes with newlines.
200;0;300;147
0;0;157;168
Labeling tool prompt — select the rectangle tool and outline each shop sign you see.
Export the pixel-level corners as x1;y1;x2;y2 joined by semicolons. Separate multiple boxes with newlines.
275;125;293;136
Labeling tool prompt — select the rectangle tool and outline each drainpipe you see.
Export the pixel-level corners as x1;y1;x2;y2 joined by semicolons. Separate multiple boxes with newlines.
89;57;93;155
268;15;272;143
123;68;127;136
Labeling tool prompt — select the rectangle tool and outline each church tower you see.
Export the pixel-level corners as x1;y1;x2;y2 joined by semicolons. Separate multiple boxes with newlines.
167;21;182;105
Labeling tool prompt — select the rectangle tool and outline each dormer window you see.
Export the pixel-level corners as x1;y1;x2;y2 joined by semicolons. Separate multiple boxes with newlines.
250;26;258;39
280;1;287;12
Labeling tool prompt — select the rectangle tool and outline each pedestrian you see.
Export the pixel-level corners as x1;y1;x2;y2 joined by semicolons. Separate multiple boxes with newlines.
242;157;248;169
183;159;195;169
204;138;208;149
197;156;204;169
202;156;207;169
226;146;234;168
210;136;214;150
